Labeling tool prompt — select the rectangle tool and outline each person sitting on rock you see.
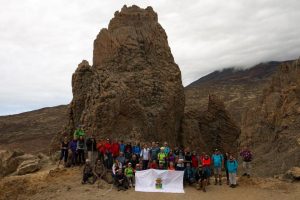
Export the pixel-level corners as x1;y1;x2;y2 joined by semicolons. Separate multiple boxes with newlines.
82;159;93;184
57;136;69;168
93;159;107;183
195;164;208;192
112;159;122;178
125;162;135;187
227;154;238;188
115;169;128;191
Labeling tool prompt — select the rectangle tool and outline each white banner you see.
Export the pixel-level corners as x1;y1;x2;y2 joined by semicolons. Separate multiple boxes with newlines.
135;169;184;193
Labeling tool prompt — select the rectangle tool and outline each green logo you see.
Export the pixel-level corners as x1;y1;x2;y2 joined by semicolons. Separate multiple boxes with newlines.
155;178;163;189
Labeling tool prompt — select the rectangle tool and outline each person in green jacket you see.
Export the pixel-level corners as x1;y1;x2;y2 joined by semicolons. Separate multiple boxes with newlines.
74;126;85;139
124;162;135;187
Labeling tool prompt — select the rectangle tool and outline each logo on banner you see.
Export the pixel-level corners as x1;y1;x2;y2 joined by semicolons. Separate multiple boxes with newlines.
155;178;163;189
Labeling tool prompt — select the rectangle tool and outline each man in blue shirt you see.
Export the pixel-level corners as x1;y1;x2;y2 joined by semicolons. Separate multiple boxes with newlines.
212;149;224;185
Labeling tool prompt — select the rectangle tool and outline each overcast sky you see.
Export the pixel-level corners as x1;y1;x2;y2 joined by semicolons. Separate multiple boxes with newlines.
0;0;300;116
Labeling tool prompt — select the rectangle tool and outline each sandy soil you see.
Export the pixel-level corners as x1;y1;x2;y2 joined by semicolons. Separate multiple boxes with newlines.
1;165;299;200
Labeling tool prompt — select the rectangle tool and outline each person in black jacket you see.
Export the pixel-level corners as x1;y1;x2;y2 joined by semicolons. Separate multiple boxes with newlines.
86;134;97;166
115;169;128;191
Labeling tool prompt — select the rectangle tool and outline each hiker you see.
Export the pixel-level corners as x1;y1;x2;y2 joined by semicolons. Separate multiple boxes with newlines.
86;134;97;165
69;136;78;166
163;142;170;155
135;163;142;171
227;154;238;188
195;164;208;192
104;139;113;169
57;136;69;168
112;140;120;159
150;142;160;162
201;153;211;185
184;147;192;167
124;142;133;161
77;135;86;165
125;163;135;187
116;152;126;166
158;162;165;170
150;159;158;169
240;146;252;178
82;159;93;184
184;163;196;185
93;159;107;183
168;161;175;170
119;140;125;153
132;142;141;158
112;159;122;177
115;169;128;191
212;149;224;185
74;125;85;139
157;147;167;167
96;139;105;162
224;152;230;185
167;150;176;166
176;150;185;171
191;151;199;169
140;143;150;170
129;154;139;169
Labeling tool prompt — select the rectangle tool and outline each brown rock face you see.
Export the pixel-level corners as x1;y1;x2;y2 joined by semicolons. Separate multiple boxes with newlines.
66;5;185;144
240;58;300;176
182;94;240;154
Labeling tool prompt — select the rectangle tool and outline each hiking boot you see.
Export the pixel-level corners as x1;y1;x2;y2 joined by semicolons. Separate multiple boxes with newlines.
230;184;234;188
219;181;222;185
214;180;218;185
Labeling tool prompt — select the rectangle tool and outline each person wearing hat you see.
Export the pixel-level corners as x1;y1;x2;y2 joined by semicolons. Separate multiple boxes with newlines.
124;162;135;187
82;159;93;184
212;149;224;185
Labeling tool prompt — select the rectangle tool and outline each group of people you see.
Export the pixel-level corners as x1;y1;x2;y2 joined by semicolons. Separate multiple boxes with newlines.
58;128;253;192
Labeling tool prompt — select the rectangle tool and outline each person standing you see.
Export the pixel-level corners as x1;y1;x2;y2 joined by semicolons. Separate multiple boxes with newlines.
140;143;150;170
224;152;230;185
77;135;86;165
201;153;211;185
57;136;69;168
212;149;224;185
69;136;78;166
86;134;97;166
227;154;238;187
240;146;252;178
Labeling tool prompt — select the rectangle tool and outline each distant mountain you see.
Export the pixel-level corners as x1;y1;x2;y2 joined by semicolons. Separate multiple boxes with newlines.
184;60;294;125
0;105;68;154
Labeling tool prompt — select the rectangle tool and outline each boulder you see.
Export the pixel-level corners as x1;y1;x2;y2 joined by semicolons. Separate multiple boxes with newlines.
17;159;41;175
284;167;300;181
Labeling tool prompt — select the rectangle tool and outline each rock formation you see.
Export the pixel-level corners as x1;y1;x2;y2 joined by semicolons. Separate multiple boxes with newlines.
182;94;240;154
240;58;300;176
64;5;185;144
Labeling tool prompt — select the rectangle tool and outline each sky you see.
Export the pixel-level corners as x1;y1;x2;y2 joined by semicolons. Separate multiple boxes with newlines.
0;0;300;116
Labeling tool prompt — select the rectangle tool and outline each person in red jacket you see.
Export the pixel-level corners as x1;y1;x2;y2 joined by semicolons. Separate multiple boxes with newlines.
201;153;211;185
191;151;199;169
104;139;113;169
112;140;120;159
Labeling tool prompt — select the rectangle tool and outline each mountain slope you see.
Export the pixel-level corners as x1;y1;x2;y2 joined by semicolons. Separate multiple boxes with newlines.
0;105;68;154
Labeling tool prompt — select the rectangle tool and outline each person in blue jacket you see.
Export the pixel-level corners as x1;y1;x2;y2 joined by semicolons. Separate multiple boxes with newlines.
227;154;238;188
212;149;224;185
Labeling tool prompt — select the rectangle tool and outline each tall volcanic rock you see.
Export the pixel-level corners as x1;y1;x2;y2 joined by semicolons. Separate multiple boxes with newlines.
182;94;240;154
65;5;185;144
240;58;300;176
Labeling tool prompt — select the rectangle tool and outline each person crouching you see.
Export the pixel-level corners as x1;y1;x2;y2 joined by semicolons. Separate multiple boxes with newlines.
82;159;93;184
115;169;128;191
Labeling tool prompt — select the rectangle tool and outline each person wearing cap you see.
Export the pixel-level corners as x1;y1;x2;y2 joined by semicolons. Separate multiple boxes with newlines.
195;164;208;192
124;162;135;187
82;159;93;184
212;149;224;185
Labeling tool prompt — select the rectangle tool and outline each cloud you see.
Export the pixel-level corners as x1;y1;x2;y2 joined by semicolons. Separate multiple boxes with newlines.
0;0;300;115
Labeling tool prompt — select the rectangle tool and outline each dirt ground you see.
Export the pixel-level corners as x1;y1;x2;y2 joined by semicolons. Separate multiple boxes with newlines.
0;165;299;200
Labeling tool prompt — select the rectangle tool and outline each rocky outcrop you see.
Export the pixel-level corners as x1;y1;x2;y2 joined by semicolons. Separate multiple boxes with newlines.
182;94;240;153
64;5;184;144
0;150;41;177
240;58;300;176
